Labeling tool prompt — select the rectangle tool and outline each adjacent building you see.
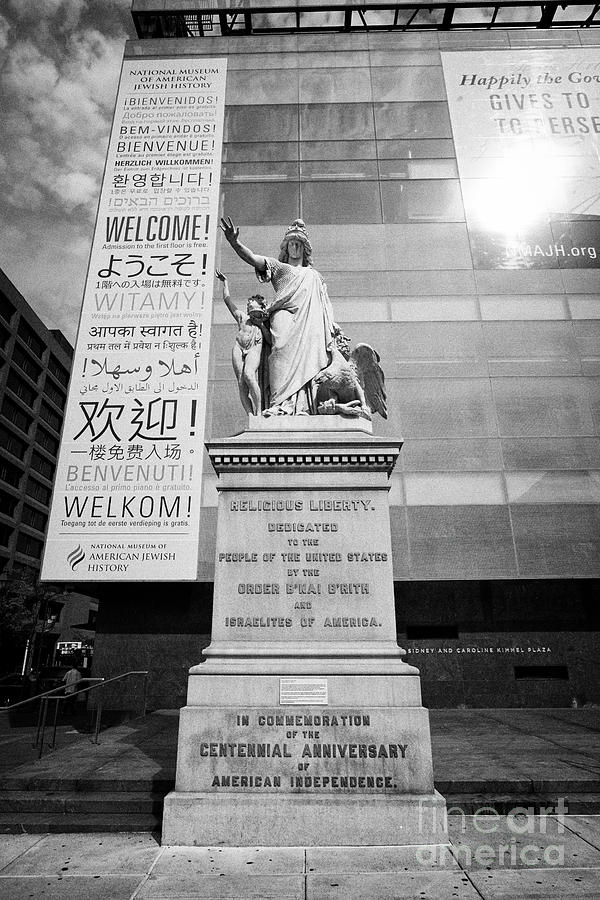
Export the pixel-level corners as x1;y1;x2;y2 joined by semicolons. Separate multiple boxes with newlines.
0;268;73;579
0;269;98;672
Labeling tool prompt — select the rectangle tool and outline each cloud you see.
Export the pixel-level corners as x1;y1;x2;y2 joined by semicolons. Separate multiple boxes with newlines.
2;32;122;190
6;183;45;213
0;2;128;331
0;209;92;342
7;0;86;30
51;171;99;210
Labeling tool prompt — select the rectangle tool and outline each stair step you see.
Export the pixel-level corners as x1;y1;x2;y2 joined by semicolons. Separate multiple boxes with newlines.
0;791;163;814
443;793;600;814
0;777;173;793
436;779;600;793
0;812;161;834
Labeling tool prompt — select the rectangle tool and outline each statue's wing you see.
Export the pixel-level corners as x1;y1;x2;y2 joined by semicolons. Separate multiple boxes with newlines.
351;343;387;419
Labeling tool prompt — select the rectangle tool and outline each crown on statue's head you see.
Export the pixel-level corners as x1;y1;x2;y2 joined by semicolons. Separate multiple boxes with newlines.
283;219;310;245
279;219;313;263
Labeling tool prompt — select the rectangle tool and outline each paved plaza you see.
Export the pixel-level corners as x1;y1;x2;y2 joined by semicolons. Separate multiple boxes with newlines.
0;819;599;899
3;708;600;795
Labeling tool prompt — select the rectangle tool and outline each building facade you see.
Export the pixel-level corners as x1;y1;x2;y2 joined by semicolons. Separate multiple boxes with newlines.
0;268;73;579
87;2;600;708
0;269;99;673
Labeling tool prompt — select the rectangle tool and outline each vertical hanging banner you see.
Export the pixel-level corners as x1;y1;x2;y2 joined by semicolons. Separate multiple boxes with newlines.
442;49;600;269
42;57;227;581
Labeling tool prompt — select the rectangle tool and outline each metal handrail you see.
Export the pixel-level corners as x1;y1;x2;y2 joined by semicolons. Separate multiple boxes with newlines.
0;672;24;685
0;679;104;714
36;670;149;758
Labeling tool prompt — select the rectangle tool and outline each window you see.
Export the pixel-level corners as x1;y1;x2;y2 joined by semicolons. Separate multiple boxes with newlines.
46;600;64;623
0;425;26;459
47;355;69;388
25;478;51;506
0;291;15;324
224;142;299;163
0;523;12;548
17;319;45;358
1;398;32;434
225;104;298;143
374;102;452;140
301;181;382;224
16;532;44;559
299;158;378;180
11;345;41;383
0;490;17;518
43;380;66;410
22;505;47;532
35;427;59;457
300;103;375;141
514;666;569;680
381;179;464;223
30;451;55;481
7;369;36;407
0;459;23;489
39;401;61;433
221;181;300;228
222;160;299;182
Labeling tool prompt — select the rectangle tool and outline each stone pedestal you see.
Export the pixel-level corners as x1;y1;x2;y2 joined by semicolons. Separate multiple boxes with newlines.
162;417;446;846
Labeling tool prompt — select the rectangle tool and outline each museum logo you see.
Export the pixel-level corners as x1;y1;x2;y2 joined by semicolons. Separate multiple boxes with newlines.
67;545;86;571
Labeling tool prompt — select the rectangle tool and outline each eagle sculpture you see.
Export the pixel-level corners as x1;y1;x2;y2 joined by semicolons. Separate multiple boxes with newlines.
315;329;387;421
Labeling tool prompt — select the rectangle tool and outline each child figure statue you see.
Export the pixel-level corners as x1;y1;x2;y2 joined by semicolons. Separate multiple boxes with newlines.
215;269;271;415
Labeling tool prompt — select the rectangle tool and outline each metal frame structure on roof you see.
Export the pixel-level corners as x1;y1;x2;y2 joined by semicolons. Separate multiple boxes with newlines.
131;2;600;38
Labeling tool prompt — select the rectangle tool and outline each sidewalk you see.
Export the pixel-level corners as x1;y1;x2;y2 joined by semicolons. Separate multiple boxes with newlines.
0;819;599;899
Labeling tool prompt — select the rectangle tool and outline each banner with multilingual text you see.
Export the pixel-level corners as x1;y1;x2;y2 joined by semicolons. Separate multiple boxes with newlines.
42;57;227;581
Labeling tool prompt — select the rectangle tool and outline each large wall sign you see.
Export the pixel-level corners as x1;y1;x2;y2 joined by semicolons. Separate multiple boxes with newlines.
442;49;600;269
42;57;227;582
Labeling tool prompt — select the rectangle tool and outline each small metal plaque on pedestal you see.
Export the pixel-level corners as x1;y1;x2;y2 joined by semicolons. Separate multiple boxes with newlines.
280;677;328;705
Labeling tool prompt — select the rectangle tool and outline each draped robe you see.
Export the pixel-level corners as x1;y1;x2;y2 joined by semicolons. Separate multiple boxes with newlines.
257;257;336;415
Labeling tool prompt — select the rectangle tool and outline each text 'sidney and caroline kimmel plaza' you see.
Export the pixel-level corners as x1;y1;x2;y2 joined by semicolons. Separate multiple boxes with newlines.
38;0;600;851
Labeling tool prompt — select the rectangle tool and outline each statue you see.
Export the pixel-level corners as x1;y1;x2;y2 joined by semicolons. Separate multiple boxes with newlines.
315;328;387;421
219;216;386;420
215;269;270;415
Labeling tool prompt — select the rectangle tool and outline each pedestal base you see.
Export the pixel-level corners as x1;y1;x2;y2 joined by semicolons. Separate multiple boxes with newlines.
162;672;447;846
162;790;448;846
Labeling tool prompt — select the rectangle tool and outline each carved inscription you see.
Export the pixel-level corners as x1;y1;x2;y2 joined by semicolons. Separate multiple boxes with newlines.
188;708;412;793
214;490;395;640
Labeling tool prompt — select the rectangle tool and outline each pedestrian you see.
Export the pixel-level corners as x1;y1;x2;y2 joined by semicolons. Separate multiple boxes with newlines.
62;665;82;715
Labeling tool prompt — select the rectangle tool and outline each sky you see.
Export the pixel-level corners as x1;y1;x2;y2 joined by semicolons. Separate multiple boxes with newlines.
0;0;135;344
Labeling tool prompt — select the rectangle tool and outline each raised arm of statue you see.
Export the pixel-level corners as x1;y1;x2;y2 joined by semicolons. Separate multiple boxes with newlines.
215;268;243;326
220;216;267;274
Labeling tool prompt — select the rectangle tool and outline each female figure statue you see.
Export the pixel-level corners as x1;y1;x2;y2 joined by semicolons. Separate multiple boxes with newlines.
220;217;337;416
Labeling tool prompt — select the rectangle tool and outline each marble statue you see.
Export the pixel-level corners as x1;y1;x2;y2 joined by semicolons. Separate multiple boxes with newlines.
215;268;270;415
314;328;387;421
219;216;386;420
